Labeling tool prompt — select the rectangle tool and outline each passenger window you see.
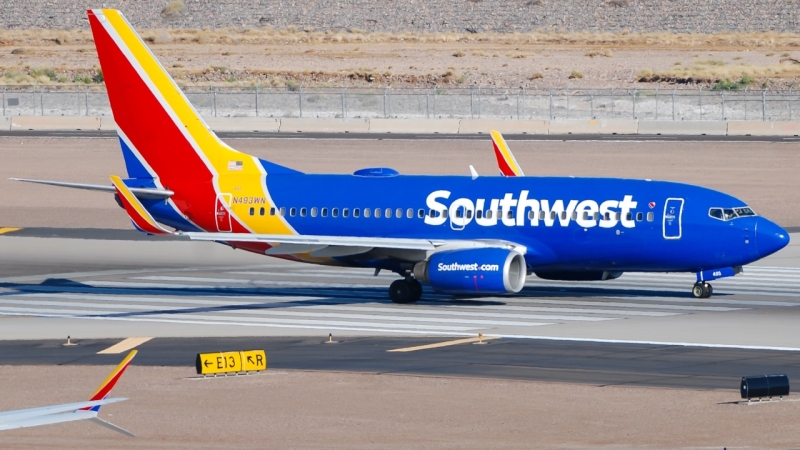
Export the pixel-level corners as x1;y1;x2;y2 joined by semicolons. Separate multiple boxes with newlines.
311;207;318;217
528;210;535;220
385;208;392;218
594;212;599;220
428;209;435;218
300;207;307;217
603;212;610;221
560;211;567;220
280;207;286;217
455;209;463;218
486;210;493;219
539;211;545;220
442;209;449;219
332;208;339;218
418;209;425;218
636;212;643;221
407;208;413;219
396;208;403;218
249;207;255;216
709;208;723;220
270;207;275;216
321;207;328;217
259;207;265;216
363;208;370;218
647;212;654;222
353;208;360;218
343;208;349;218
550;211;556;220
626;212;632;221
375;208;382;218
507;210;514;219
571;212;577;221
582;212;590;220
290;207;296;217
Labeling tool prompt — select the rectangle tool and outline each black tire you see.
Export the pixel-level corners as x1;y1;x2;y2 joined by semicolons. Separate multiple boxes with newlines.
389;279;413;304
408;278;423;302
703;283;713;298
692;283;705;299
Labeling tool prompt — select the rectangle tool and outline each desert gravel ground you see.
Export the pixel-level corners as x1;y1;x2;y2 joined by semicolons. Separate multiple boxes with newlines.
0;365;797;449
0;137;798;229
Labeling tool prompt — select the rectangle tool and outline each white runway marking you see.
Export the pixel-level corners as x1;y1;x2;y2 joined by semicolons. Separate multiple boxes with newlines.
1;264;798;340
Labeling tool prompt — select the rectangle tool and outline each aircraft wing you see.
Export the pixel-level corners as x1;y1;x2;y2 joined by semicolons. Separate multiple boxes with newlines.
9;178;173;199
0;350;137;437
490;130;525;177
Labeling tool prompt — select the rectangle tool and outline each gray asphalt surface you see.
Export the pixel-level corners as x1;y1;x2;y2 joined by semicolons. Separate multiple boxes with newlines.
2;336;798;390
2;130;800;142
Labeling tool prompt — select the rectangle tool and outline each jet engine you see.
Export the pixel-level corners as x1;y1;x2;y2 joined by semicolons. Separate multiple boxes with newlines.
413;248;526;295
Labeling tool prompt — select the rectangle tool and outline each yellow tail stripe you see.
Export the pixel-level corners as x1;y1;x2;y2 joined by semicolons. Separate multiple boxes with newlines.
490;130;524;176
89;350;137;400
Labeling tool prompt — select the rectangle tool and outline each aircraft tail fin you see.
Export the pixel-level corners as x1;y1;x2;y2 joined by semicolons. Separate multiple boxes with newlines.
82;350;137;412
490;130;525;177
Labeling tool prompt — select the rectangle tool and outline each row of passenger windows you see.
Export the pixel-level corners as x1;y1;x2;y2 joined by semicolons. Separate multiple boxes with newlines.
246;206;656;222
709;207;756;221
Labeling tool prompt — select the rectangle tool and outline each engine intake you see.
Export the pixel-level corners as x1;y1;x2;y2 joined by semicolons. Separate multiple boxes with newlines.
414;248;526;295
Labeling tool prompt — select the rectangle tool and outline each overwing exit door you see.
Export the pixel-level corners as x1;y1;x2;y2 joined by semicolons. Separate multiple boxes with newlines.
663;198;684;239
215;194;232;232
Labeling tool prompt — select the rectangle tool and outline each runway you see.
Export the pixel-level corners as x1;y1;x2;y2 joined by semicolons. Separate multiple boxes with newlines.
3;129;800;142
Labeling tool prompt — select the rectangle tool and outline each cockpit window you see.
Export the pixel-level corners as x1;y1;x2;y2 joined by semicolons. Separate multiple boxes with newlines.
734;207;756;217
709;206;757;221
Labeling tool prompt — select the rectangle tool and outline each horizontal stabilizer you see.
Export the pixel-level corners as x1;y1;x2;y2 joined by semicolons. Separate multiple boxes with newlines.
89;417;136;437
110;175;174;235
9;178;173;199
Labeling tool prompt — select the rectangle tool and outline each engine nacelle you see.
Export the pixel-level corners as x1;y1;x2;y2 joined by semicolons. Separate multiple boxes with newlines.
534;271;623;281
413;248;526;295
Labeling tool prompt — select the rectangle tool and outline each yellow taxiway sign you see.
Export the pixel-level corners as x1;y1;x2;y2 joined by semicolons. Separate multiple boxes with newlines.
195;350;267;375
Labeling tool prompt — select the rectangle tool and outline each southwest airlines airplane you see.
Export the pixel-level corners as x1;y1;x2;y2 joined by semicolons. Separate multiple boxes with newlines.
0;351;136;436
13;9;789;303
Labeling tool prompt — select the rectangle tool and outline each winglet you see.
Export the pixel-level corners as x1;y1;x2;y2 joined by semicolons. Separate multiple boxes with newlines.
110;175;173;235
490;130;524;177
85;350;137;410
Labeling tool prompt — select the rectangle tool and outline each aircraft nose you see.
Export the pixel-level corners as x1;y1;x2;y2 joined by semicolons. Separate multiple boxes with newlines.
756;219;790;258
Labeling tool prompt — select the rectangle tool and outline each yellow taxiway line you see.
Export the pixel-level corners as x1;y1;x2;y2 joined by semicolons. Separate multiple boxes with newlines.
0;227;21;235
97;337;153;354
387;336;499;353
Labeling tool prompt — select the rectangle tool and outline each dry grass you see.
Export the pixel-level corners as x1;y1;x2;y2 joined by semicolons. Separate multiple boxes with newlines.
3;28;800;50
161;1;185;19
585;49;614;57
637;61;800;84
569;70;584;79
452;51;465;57
529;72;544;80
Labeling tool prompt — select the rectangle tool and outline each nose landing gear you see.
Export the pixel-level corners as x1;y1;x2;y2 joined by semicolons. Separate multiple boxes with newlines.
389;278;422;304
692;282;713;299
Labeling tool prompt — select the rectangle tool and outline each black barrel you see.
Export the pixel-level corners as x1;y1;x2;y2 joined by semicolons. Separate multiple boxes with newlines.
741;375;790;399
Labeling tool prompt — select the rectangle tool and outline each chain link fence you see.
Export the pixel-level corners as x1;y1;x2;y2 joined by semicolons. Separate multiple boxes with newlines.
3;85;799;121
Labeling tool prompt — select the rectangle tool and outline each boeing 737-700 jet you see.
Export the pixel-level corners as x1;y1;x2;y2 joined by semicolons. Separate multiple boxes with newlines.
12;9;790;303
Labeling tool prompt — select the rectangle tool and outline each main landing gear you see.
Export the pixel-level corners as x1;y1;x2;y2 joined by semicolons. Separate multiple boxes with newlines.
692;282;713;299
389;278;422;304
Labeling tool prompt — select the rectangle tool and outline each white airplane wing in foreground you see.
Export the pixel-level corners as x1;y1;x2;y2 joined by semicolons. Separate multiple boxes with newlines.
0;350;137;437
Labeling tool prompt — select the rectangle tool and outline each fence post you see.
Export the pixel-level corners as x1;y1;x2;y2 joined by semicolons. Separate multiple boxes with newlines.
255;86;259;117
520;87;524;119
632;91;636;119
610;88;615;117
85;87;89;116
566;90;570;119
433;87;437;118
672;89;675;121
342;87;346;119
699;86;703;119
516;88;520;119
762;90;766;121
549;89;553;119
654;89;658;120
790;88;793;121
426;89;430;119
213;87;217;117
744;88;748;120
470;86;475;119
721;92;725;120
590;91;595;119
40;86;44;116
1;87;4;116
299;87;303;118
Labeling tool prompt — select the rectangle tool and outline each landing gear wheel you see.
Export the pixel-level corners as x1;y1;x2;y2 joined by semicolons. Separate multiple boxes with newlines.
408;278;423;302
389;279;414;304
692;282;712;299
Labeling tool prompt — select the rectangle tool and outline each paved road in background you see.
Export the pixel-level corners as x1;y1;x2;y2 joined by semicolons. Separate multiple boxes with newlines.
2;130;800;142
